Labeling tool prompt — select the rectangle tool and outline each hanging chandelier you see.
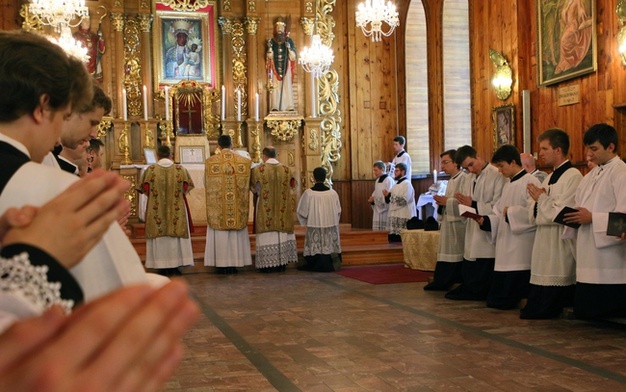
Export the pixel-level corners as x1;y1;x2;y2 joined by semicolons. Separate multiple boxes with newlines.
355;0;399;42
299;34;334;78
29;0;89;30
48;26;90;62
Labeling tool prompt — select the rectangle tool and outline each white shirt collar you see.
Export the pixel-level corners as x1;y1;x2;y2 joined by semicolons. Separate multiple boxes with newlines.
157;158;174;167
0;133;31;158
265;158;279;164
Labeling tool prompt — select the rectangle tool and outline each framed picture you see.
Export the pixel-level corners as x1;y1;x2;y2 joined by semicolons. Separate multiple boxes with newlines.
492;104;515;149
144;148;157;164
537;0;596;86
179;146;205;164
153;3;218;87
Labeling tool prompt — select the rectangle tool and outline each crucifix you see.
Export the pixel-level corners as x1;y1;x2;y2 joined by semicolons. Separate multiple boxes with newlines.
182;103;197;133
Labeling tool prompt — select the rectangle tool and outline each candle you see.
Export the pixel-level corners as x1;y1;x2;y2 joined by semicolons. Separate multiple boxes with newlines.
143;85;148;121
433;169;437;184
122;89;127;121
221;85;226;120
311;73;317;118
255;93;259;121
164;86;170;121
237;89;242;122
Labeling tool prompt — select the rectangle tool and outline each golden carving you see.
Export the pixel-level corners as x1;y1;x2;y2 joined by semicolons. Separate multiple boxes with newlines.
224;0;231;12
309;128;318;151
110;12;124;31
137;13;152;33
218;17;233;35
288;152;295;167
160;0;210;12
317;0;341;184
245;17;260;35
267;119;302;142
140;0;149;9
306;2;314;14
143;121;154;149
123;19;142;118
19;4;43;32
97;118;113;138
250;123;262;163
232;20;248;120
300;17;315;36
248;1;257;12
118;123;132;165
121;174;137;217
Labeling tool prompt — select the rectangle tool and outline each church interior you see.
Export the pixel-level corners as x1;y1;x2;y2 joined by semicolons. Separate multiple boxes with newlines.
2;0;626;390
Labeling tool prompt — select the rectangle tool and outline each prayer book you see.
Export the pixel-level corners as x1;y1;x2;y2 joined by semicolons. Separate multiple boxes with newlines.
459;204;481;220
553;206;580;228
607;212;626;237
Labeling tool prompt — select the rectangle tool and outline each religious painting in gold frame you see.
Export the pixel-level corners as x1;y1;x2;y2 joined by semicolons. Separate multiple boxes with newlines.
537;0;597;86
492;104;515;149
153;2;217;87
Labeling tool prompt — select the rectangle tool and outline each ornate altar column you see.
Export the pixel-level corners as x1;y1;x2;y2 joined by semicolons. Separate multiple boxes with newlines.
138;13;154;120
218;17;234;121
110;12;125;120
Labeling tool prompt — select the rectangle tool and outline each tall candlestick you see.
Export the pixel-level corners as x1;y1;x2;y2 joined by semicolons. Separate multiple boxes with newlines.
237;89;242;122
221;85;226;120
164;86;170;122
122;89;127;121
143;85;148;121
255;93;259;121
433;169;437;183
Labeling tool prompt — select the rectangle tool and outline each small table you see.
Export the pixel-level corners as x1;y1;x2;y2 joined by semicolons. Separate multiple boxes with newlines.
416;193;438;220
400;229;439;271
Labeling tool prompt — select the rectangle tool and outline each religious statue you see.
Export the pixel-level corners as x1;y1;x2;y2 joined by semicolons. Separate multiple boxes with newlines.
266;16;296;112
73;13;106;82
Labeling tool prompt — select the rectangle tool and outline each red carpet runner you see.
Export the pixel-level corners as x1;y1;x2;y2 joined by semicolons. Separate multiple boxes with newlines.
335;263;433;284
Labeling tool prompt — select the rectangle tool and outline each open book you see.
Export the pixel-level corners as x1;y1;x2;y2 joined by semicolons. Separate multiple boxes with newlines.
459;204;481;220
607;212;626;237
552;206;580;229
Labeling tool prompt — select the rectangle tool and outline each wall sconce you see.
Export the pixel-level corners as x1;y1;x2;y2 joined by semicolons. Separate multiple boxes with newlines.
617;0;626;65
489;49;513;101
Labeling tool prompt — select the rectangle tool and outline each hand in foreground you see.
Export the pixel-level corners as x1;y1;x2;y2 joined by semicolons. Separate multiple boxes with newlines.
0;280;199;392
527;183;546;202
455;193;472;207
2;169;130;269
563;206;592;226
433;194;448;206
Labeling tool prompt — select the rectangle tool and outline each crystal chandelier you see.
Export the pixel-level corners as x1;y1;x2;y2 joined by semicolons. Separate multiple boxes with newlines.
30;0;89;30
299;35;334;78
49;26;90;62
355;0;400;42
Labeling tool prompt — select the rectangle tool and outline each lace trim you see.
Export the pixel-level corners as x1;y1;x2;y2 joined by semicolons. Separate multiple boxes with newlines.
390;194;408;207
256;240;298;269
1;252;73;314
388;216;409;235
304;227;341;256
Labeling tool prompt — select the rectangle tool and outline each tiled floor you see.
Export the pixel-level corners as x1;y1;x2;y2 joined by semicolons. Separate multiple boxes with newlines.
164;268;626;391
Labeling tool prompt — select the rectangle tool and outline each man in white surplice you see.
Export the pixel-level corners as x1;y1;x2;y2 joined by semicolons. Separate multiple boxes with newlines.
445;145;505;301
424;149;469;291
297;167;342;272
384;162;417;242
515;129;582;319
0;31;152;310
479;145;541;310
368;161;394;231
562;124;626;319
204;135;253;274
139;145;195;276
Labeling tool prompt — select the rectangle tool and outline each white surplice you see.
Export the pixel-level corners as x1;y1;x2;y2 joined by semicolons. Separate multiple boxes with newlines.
574;156;626;284
371;174;394;231
392;150;412;180
297;187;342;257
437;171;470;262
463;164;505;260
488;171;541;272
386;178;417;235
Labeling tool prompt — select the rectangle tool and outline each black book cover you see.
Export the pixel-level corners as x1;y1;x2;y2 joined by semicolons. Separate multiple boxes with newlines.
553;206;581;229
607;212;626;237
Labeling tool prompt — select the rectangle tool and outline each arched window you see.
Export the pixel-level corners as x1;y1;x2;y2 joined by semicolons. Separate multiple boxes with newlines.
443;0;471;150
405;0;429;175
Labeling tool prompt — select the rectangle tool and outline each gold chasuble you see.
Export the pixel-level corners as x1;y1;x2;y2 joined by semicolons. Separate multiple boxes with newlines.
141;164;194;239
251;163;295;234
205;150;252;230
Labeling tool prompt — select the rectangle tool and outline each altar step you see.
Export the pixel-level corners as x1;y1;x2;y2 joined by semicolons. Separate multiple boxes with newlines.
129;223;404;268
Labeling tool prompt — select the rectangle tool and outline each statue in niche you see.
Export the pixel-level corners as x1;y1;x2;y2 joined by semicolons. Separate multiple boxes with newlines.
73;12;106;82
266;16;296;111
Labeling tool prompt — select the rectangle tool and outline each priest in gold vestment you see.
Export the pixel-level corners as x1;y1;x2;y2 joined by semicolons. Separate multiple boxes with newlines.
204;135;253;274
138;146;195;275
250;146;298;272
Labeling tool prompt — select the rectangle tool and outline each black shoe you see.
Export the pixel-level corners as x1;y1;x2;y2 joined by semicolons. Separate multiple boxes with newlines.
423;282;447;291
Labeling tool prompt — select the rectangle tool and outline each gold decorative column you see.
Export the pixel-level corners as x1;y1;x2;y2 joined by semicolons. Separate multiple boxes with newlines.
299;17;317;119
138;13;153;117
218;17;234;121
110;12;125;120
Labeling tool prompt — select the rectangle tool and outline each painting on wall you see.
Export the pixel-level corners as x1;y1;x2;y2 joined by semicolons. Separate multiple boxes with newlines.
153;4;217;87
492;104;515;149
537;0;597;86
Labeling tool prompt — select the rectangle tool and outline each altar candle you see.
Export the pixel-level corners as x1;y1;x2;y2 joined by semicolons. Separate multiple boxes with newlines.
164;86;170;121
122;89;127;121
237;89;242;122
255;93;259;121
221;85;226;120
433;169;437;184
143;85;148;121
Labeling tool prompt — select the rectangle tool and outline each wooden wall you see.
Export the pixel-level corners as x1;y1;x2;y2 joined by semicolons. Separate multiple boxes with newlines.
2;0;624;227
